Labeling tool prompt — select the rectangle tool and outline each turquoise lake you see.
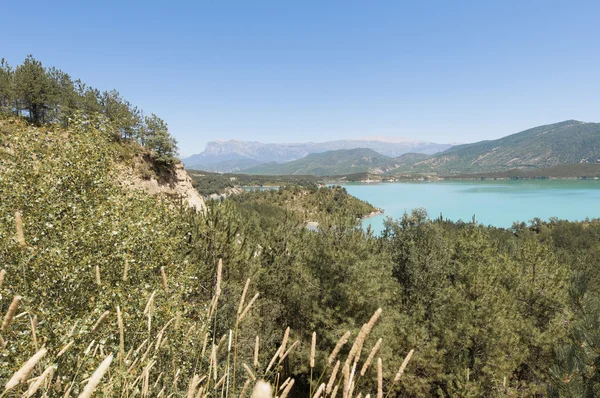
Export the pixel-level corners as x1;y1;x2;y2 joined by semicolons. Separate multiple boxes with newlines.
342;180;600;234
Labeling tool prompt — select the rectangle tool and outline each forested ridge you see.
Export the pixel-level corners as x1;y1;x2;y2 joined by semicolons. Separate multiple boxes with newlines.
0;55;178;164
2;59;600;397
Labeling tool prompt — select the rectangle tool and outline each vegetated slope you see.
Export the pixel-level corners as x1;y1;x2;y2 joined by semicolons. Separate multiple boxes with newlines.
394;120;600;174
183;139;451;172
242;148;400;176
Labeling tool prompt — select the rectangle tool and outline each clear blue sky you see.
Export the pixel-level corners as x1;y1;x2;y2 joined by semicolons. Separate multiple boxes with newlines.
2;1;599;156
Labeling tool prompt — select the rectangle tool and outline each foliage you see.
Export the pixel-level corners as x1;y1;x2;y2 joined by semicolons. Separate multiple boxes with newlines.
0;55;178;164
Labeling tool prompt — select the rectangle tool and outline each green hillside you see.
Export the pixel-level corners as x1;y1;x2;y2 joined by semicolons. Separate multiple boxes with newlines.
395;120;600;174
243;148;399;176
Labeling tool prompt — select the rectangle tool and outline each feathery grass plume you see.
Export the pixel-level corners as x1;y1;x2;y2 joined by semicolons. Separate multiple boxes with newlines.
239;293;259;322
84;340;96;356
265;345;283;374
214;374;226;389
30;315;39;351
356;393;362;398
280;327;290;358
326;360;341;394
239;379;251;398
91;310;110;333
360;338;382;376
377;358;383;398
1;295;21;332
209;259;223;318
187;374;200;398
0;269;5;289
393;349;414;382
278;341;299;366
280;377;291;390
279;378;295;398
26;364;55;397
5;347;47;391
252;380;272;398
254;335;260;368
238;278;251;315
143;291;156;316
0;334;6;350
175;311;182;330
117;305;124;360
348;362;357;398
228;329;233;351
342;363;350;398
328;331;351;365
312;383;325;398
243;363;256;381
331;384;339;398
160;266;168;293
200;332;209;359
95;265;101;285
67;321;79;338
57;341;74;358
15;210;25;246
123;256;129;281
310;331;316;368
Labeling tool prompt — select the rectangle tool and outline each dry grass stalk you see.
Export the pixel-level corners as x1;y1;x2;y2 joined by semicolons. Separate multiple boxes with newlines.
187;374;200;398
348;363;357;398
0;269;5;289
342;363;350;398
254;335;260;368
143;291;156;316
117;305;124;360
328;331;351;365
214;374;226;389
252;380;272;398
239;379;251;398
326;360;341;394
356;393;362;398
265;345;283;374
331;384;339;398
377;358;383;398
209;259;223;318
56;341;74;358
238;278;251;315
5;347;47;391
279;327;290;359
279;378;295;398
0;334;6;350
280;377;291;391
239;293;259;322
243;363;256;381
2;295;21;333
200;333;209;359
161;266;168;293
122;257;129;281
310;331;316;368
91;310;110;333
26;365;55;397
95;265;101;285
15;210;25;246
30;315;39;351
278;341;299;365
393;349;414;382
312;383;325;398
360;338;382;376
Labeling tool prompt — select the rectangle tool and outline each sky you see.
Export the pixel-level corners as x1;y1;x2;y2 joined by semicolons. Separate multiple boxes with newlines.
2;1;599;156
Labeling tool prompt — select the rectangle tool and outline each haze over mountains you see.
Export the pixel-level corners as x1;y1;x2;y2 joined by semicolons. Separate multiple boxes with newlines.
183;139;452;172
184;121;600;177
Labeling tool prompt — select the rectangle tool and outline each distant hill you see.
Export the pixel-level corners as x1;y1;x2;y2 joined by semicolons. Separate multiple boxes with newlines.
183;139;451;172
242;148;401;176
393;120;600;174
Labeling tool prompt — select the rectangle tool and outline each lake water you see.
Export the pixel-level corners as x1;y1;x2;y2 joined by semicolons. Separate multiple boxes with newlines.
342;180;600;234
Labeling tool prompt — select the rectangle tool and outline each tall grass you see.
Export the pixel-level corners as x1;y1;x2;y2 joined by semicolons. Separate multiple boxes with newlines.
1;211;413;397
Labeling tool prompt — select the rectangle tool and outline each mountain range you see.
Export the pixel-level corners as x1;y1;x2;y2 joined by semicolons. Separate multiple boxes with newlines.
183;139;452;172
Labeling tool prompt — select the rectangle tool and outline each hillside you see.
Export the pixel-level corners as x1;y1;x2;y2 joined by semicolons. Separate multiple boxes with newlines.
183;138;451;172
242;148;400;176
394;120;600;175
